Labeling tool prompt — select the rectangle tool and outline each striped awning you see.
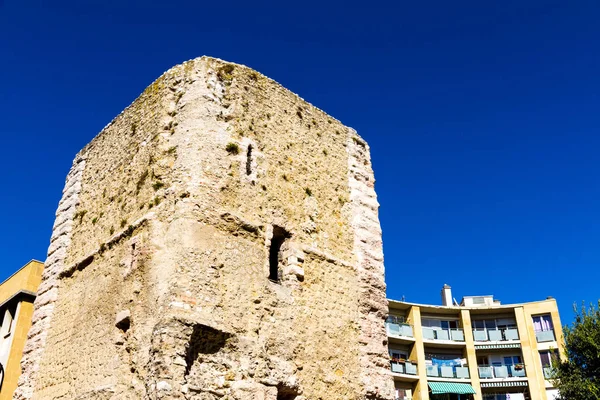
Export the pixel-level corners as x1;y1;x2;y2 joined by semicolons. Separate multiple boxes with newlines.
480;381;528;388
428;382;476;394
475;343;521;350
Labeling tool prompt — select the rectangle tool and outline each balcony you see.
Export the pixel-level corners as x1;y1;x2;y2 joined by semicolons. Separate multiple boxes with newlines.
426;364;470;379
422;327;465;342
473;328;519;342
535;329;555;343
543;367;555;380
387;322;414;339
478;364;527;379
390;360;418;376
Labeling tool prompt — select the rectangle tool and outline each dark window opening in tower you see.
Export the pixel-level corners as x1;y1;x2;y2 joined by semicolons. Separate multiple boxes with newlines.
269;226;289;282
246;144;253;175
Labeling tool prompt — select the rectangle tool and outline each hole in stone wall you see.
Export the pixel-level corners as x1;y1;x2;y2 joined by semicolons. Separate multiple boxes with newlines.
269;226;290;282
276;384;299;400
246;144;253;175
184;324;231;377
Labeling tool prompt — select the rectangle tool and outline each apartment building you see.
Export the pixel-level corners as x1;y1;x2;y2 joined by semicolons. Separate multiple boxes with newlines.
0;260;43;400
387;285;563;400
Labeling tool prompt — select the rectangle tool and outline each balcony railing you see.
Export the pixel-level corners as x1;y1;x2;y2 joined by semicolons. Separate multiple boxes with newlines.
478;365;526;379
483;395;515;400
426;364;470;379
535;329;555;343
422;327;465;342
387;322;414;338
390;360;418;375
543;367;555;379
473;328;519;342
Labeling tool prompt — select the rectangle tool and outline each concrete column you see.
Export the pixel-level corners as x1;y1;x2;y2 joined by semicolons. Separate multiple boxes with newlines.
550;308;566;359
460;309;481;400
515;306;546;400
408;306;429;400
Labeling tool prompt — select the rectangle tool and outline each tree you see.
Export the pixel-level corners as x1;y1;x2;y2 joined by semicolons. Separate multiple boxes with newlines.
554;301;600;399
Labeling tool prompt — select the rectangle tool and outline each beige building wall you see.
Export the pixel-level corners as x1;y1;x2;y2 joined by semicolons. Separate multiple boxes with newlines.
0;261;44;400
388;298;563;400
15;57;394;400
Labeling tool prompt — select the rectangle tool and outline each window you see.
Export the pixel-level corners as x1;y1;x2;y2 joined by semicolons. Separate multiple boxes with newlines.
533;315;554;332
387;315;405;324
422;318;459;329
441;320;458;329
503;356;522;366
390;350;408;361
540;350;558;367
1;305;16;338
245;144;253;175
268;226;290;282
473;318;517;330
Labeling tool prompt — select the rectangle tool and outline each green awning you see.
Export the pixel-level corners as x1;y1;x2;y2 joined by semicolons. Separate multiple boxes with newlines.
428;382;476;395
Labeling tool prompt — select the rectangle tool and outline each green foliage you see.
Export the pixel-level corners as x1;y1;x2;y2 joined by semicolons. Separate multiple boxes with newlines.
73;210;87;223
217;64;235;82
554;301;600;399
152;181;165;191
136;170;149;193
226;142;240;155
166;146;177;155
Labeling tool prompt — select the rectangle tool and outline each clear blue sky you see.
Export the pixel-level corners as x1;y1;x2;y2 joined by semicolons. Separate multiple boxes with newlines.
1;1;599;325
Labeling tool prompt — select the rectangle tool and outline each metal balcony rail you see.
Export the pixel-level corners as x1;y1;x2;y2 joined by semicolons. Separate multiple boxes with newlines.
422;327;465;342
472;327;519;342
426;364;470;379
478;364;526;379
386;322;414;338
535;329;555;343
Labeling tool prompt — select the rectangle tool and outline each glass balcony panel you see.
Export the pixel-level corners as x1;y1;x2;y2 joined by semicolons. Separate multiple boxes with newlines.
387;322;400;336
401;324;414;337
455;366;470;379
473;330;488;341
488;330;503;341
426;365;439;377
510;365;526;377
405;362;418;375
440;366;454;378
543;367;555;379
504;328;519;340
423;327;435;340
494;365;509;378
536;330;555;342
391;362;404;373
436;329;450;340
479;366;493;379
451;329;465;341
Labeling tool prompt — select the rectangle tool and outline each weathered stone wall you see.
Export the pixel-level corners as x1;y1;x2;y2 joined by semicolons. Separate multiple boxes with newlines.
16;57;394;400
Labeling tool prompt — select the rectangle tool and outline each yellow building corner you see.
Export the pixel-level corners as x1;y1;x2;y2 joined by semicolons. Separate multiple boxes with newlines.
0;260;44;400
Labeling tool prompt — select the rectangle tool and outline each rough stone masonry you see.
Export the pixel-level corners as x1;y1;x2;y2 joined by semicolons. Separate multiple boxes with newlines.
15;57;394;400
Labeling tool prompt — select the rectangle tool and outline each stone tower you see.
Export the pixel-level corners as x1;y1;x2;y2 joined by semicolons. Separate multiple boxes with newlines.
15;57;393;400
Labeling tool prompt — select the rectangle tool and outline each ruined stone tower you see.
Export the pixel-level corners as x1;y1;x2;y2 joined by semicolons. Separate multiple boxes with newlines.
15;57;393;400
